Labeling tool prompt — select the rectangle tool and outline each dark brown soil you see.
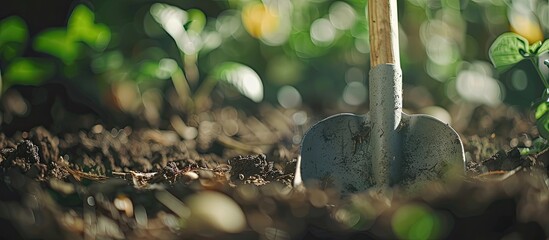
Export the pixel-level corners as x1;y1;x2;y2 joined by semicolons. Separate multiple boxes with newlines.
1;90;549;239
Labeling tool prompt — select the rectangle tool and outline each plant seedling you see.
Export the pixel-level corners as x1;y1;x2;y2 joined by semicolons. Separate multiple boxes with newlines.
489;33;549;144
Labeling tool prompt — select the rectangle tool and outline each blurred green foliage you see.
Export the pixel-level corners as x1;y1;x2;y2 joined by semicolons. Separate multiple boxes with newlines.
0;16;28;60
391;203;442;240
0;5;110;89
0;0;548;116
34;5;110;64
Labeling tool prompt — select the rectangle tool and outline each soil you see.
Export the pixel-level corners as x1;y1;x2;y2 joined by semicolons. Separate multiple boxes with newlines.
1;86;549;239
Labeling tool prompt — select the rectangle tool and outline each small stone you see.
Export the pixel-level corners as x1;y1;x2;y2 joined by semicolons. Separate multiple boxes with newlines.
185;191;246;233
197;170;214;179
182;171;199;181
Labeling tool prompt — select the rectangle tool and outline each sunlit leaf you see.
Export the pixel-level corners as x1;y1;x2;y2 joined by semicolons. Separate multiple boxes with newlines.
536;40;549;55
0;16;28;60
3;58;53;85
530;41;542;54
187;9;206;33
536;101;549;120
33;29;80;64
150;3;188;31
212;62;263;102
150;3;203;54
489;33;529;70
68;5;111;50
536;110;549;140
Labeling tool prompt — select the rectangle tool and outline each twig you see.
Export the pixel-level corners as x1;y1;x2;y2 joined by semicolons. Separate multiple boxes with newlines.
57;157;108;182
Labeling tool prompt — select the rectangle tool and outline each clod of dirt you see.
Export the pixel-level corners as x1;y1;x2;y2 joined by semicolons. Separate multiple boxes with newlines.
482;148;535;172
150;161;200;185
1;140;47;179
29;126;60;164
228;154;286;185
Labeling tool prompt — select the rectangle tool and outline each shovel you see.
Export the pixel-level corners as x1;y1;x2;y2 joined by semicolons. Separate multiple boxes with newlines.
294;0;464;194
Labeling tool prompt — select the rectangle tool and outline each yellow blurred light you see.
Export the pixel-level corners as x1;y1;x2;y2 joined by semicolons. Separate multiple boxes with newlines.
242;3;279;38
510;12;543;44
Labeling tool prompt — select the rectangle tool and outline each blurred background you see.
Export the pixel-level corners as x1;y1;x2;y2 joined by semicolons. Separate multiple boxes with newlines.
0;0;548;136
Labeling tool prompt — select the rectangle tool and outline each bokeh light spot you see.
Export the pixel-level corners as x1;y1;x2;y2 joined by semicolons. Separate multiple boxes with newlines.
343;81;367;106
329;2;356;30
242;3;279;39
310;18;336;46
277;85;302;109
511;69;528;91
345;67;365;83
456;64;502;106
392;204;440;240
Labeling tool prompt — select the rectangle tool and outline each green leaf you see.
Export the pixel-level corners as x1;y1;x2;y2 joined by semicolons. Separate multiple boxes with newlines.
535;102;548;120
536;100;549;140
489;33;530;70
186;9;206;33
68;5;95;39
0;16;28;46
67;5;111;50
3;58;53;85
33;29;80;64
150;3;188;36
530;41;542;54
212;62;264;102
518;148;531;156
537;111;549;140
536;40;549;56
0;16;28;60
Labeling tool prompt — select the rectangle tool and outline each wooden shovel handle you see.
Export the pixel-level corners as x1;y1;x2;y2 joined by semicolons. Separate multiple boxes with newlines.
368;0;400;68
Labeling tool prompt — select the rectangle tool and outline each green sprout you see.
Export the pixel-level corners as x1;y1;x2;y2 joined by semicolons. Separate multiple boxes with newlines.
34;5;111;65
0;5;111;92
149;3;264;112
489;32;549;141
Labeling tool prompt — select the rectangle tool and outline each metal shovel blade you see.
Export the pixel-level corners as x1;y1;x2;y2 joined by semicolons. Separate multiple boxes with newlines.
296;112;464;193
295;64;465;194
